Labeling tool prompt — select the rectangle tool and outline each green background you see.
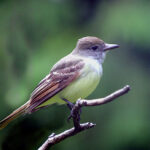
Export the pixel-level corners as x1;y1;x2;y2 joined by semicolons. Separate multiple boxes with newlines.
0;0;150;149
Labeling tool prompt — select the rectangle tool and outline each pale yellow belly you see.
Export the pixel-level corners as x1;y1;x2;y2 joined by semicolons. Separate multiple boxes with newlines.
59;71;100;102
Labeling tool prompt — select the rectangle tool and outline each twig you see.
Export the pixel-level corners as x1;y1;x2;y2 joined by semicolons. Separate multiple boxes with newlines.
38;122;95;150
38;85;130;150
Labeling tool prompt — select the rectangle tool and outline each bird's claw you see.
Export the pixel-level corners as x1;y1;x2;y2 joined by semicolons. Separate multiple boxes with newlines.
62;98;82;122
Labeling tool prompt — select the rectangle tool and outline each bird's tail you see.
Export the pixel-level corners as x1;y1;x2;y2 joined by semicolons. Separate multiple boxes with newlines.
0;101;30;130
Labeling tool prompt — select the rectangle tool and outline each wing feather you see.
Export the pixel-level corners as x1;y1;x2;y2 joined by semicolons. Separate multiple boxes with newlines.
26;56;84;113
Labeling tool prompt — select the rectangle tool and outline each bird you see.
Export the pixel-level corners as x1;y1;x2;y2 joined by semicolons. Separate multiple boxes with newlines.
0;36;119;129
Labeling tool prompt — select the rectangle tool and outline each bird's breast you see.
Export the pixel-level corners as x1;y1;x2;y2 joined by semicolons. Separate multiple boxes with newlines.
59;58;102;102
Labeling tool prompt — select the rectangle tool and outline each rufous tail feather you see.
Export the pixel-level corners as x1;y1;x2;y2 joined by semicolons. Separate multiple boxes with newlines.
0;101;30;130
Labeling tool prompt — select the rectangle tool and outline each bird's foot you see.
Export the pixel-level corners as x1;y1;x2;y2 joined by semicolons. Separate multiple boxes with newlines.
67;109;81;122
62;98;81;122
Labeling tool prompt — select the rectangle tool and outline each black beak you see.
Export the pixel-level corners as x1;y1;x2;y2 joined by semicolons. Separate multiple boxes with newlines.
104;43;119;51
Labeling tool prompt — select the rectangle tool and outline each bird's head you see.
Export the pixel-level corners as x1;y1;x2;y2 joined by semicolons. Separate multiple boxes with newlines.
73;36;119;63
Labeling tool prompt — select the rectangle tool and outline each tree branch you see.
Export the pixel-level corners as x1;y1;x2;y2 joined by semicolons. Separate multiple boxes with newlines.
38;85;130;150
38;122;95;150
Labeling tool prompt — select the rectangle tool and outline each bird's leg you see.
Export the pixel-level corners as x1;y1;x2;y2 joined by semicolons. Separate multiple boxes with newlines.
62;98;74;110
62;98;81;122
61;98;74;121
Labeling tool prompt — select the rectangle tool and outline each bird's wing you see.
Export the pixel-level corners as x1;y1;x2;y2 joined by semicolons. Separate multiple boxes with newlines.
27;56;84;113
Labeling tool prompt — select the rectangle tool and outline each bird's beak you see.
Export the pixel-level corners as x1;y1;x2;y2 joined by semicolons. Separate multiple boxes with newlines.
104;43;119;51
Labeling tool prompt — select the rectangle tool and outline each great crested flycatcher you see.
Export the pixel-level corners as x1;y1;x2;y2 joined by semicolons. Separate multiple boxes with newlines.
0;36;119;129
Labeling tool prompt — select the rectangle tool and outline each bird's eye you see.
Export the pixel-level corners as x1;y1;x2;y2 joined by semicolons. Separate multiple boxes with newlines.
91;46;98;51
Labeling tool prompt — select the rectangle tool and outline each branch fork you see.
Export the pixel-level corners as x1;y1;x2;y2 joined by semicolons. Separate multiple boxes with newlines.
38;85;130;150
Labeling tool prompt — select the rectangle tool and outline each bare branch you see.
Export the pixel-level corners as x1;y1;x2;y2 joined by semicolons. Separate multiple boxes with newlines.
38;85;130;150
38;122;95;150
71;85;130;129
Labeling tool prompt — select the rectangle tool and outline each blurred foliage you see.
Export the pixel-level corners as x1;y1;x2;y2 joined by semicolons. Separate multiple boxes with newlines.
0;0;150;150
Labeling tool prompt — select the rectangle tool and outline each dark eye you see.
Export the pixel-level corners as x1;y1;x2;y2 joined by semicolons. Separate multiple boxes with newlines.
91;46;98;51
